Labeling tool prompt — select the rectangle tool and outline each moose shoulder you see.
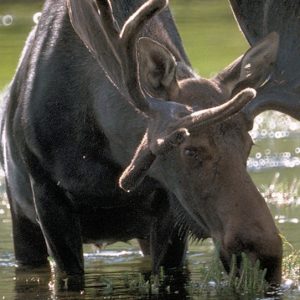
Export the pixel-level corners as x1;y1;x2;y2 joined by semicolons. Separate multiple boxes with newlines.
1;0;283;286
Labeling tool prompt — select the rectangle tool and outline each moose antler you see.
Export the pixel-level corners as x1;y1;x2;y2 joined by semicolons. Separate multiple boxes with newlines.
119;88;255;192
68;0;256;191
230;0;300;121
96;0;171;114
69;0;167;114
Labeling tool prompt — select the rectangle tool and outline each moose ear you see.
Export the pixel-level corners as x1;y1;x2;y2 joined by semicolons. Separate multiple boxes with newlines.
138;37;179;99
216;32;279;96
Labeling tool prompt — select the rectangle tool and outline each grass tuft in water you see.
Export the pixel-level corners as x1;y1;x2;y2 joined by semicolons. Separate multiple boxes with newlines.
99;277;114;295
232;254;267;293
122;272;162;295
95;253;280;298
187;251;267;297
261;172;300;206
93;251;269;297
282;236;300;287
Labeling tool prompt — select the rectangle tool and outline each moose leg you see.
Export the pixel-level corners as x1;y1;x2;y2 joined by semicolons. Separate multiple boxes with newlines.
157;229;187;269
150;221;189;295
5;181;48;267
30;176;84;281
151;225;187;273
148;190;188;272
11;213;49;267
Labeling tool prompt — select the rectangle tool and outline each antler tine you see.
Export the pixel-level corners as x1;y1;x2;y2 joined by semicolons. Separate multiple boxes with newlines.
229;0;300;121
148;89;256;156
120;0;168;43
95;0;119;40
174;88;256;131
93;0;167;115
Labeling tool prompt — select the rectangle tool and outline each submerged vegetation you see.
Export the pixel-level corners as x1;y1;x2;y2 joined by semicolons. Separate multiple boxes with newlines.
282;238;300;287
86;240;300;298
84;174;300;298
92;252;269;298
261;172;300;206
187;252;268;298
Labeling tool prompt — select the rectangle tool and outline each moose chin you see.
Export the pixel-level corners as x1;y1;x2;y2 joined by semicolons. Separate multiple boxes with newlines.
4;0;300;287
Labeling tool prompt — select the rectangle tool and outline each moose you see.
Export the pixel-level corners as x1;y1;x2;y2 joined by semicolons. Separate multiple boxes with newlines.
5;0;300;287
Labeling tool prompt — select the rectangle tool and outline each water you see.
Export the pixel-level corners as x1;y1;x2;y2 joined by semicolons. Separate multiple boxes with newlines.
1;0;300;299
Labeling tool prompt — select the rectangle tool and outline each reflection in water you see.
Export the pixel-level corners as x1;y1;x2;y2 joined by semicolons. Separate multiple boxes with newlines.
276;216;299;224
9;257;191;299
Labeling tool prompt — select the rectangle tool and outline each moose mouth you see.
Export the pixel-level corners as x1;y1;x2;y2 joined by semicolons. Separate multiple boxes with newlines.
169;187;282;285
219;246;282;285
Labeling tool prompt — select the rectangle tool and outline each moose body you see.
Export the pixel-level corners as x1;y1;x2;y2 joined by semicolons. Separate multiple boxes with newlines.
2;0;191;275
1;0;284;285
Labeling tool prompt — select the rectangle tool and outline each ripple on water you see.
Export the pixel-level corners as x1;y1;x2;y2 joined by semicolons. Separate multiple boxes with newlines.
0;253;15;268
248;112;300;172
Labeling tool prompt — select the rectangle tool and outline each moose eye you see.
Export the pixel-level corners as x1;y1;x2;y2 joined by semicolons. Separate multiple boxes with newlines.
183;147;212;165
183;147;204;168
184;148;198;158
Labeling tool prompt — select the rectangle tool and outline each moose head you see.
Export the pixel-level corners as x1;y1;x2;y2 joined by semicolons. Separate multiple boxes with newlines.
68;0;283;283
